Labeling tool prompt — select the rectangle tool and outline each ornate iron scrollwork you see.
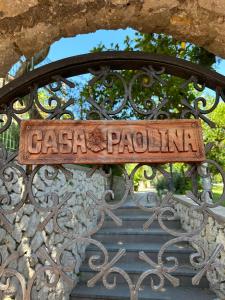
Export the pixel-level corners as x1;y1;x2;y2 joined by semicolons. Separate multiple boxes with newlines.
0;52;224;299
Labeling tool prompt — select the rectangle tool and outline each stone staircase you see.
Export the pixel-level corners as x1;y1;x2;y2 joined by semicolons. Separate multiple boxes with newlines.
71;198;216;300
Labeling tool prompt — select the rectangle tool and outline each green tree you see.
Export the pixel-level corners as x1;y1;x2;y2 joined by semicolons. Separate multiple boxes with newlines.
203;100;225;169
80;32;222;191
79;32;217;120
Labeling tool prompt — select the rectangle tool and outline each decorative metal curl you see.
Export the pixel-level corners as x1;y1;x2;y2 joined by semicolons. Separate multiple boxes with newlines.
0;54;224;300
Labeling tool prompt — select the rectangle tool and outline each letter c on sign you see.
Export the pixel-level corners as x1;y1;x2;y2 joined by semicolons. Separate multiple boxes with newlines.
27;130;43;154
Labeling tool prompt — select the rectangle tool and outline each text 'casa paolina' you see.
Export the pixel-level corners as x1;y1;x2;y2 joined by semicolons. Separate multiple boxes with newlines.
19;120;205;165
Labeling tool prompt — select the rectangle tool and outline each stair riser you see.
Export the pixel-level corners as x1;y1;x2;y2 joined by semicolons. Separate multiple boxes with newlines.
102;219;181;230
79;271;209;288
85;250;192;265
71;284;215;300
71;286;172;300
115;208;155;216
72;297;167;300
71;295;165;300
71;202;215;300
71;298;122;300
93;233;173;244
72;298;108;300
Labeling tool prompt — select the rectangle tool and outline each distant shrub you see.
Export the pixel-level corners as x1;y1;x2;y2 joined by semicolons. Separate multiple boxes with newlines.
154;172;191;197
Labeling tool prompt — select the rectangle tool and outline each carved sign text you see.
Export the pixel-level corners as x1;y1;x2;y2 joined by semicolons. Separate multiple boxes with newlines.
18;120;205;165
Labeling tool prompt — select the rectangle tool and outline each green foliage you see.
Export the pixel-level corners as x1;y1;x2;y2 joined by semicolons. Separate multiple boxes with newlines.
93;33;216;68
211;184;224;204
154;171;191;197
202;100;225;170
125;164;154;191
125;164;143;191
79;32;217;120
87;33;225;189
0;122;19;151
0;89;52;151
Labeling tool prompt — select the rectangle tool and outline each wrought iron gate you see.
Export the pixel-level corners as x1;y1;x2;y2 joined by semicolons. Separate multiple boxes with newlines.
0;52;224;299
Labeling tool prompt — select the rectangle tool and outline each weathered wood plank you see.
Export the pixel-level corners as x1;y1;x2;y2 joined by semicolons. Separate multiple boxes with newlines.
18;119;205;165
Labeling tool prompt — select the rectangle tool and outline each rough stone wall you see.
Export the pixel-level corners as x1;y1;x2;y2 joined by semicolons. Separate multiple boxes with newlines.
0;165;106;300
174;199;225;299
0;0;225;75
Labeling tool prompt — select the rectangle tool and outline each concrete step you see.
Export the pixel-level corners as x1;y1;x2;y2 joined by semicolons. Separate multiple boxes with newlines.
93;228;178;244
103;215;181;230
71;200;214;300
85;242;194;265
71;283;215;300
114;206;177;217
114;206;154;216
79;263;209;288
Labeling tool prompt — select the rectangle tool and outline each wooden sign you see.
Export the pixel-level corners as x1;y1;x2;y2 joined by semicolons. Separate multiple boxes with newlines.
18;119;205;165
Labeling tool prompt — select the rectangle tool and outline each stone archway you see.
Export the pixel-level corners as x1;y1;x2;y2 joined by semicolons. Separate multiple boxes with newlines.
0;0;225;75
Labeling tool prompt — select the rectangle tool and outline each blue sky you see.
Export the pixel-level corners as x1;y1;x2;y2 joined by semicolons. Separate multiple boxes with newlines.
47;28;225;76
214;60;225;75
48;28;136;61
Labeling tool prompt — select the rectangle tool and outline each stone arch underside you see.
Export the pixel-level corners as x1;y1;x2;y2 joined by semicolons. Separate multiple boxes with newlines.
0;0;225;76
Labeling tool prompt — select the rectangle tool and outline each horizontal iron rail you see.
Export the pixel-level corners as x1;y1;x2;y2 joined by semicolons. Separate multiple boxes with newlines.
0;51;225;105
